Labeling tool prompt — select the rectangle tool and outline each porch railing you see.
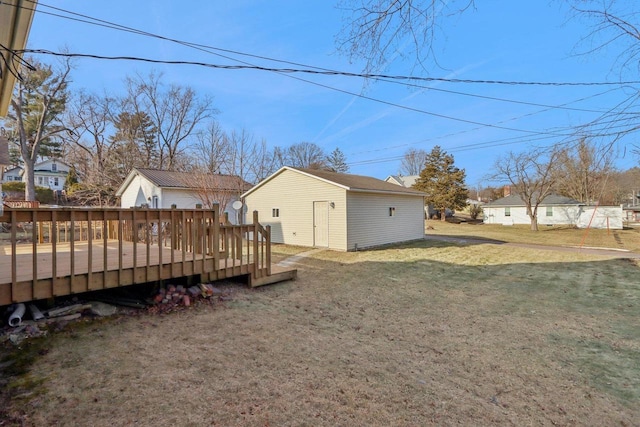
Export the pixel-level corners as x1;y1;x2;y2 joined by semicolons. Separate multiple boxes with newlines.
0;205;271;305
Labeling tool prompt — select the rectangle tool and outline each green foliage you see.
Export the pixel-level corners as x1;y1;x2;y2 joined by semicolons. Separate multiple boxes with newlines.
1;181;25;192
35;187;54;204
1;182;53;203
326;147;349;173
64;166;79;189
413;146;467;220
469;203;482;220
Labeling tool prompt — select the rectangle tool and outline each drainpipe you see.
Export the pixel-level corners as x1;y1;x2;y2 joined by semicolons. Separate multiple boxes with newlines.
8;303;26;327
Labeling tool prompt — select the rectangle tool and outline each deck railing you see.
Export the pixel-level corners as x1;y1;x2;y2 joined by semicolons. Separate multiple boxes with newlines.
0;205;271;305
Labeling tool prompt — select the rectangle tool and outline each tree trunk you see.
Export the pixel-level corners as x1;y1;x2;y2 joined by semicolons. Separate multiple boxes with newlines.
23;158;36;201
529;215;539;231
440;209;447;221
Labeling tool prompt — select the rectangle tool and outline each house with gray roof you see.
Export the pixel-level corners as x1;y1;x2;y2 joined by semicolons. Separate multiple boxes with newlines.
483;194;623;229
115;168;251;224
243;167;426;251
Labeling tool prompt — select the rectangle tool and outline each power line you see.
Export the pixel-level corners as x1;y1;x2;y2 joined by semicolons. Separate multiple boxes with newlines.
14;1;640;87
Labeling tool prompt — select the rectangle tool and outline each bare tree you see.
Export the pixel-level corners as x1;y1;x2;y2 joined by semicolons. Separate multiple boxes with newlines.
554;138;615;204
6;57;72;201
191;121;230;174
286;142;328;169
124;71;215;170
336;0;475;73
61;91;121;206
399;148;428;175
493;146;561;231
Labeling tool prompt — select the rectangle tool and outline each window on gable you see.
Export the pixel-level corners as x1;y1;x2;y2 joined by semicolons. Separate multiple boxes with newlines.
51;163;57;172
546;206;553;217
389;207;396;217
272;208;280;218
505;207;511;217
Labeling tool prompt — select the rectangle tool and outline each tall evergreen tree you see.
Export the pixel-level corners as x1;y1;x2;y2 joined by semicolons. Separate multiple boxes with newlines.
326;147;349;173
5;58;71;201
413;146;467;221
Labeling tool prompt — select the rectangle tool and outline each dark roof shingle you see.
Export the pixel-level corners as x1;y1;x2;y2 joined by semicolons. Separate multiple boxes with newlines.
293;168;425;196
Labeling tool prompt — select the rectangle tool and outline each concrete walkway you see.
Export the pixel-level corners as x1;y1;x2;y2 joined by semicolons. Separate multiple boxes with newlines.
276;249;325;267
423;234;640;259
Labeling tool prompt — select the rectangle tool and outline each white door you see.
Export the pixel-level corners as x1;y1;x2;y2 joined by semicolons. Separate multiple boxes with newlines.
313;201;329;247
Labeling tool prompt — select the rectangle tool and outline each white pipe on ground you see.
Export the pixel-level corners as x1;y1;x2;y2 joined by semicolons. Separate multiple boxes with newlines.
8;303;26;327
29;304;44;321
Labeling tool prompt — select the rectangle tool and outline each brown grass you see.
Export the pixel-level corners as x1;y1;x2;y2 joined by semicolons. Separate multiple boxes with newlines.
2;239;640;426
427;219;640;252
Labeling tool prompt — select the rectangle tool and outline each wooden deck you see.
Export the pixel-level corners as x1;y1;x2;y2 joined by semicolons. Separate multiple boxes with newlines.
0;206;296;305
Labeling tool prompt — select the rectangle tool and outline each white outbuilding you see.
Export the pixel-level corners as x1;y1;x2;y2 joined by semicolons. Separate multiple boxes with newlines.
482;194;623;229
242;167;426;251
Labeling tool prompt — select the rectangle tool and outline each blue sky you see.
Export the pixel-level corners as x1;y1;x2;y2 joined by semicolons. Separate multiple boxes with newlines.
25;1;639;186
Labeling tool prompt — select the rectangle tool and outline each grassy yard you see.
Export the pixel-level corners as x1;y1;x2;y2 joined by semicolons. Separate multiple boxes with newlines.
1;236;639;425
427;219;640;252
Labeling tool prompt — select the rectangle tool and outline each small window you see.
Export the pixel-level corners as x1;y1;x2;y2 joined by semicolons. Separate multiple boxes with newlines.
272;208;280;218
51;163;57;172
505;207;511;217
546;206;553;217
389;207;396;217
38;177;44;185
53;177;59;186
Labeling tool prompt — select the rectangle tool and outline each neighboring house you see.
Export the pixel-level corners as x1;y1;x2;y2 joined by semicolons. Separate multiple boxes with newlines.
1;160;70;192
1;166;22;183
385;174;444;218
385;174;419;188
483;194;623;229
243;167;426;251
115;168;251;224
623;206;640;224
33;159;70;192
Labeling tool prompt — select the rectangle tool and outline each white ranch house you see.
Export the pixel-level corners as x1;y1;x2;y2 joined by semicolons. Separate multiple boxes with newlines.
483;194;623;229
242;167;426;251
116;168;251;224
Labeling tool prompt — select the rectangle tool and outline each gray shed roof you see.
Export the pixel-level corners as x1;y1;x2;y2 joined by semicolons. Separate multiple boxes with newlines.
116;168;251;196
486;194;583;207
243;167;426;198
292;168;426;196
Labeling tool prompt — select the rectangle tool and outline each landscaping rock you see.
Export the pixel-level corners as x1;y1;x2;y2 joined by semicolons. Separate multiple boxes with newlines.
88;301;118;317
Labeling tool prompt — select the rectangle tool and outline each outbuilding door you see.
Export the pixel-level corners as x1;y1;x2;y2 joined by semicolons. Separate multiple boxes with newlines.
313;201;329;247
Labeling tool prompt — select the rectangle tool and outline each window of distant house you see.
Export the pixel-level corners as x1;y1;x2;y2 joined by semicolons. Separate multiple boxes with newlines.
53;177;59;186
272;208;280;218
38;177;44;185
546;206;553;217
51;163;57;172
389;207;396;217
505;207;511;217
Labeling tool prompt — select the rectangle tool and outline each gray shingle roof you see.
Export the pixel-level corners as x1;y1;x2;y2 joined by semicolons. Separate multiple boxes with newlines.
293;168;425;196
135;168;251;192
486;194;583;207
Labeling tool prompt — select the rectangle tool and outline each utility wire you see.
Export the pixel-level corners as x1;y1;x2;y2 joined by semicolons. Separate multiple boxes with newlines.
14;1;640;87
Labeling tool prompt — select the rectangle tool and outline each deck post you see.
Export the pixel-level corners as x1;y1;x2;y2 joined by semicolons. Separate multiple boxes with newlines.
253;210;259;278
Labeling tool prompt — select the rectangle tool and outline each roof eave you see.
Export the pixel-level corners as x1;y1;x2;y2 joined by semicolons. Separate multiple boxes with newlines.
0;0;39;117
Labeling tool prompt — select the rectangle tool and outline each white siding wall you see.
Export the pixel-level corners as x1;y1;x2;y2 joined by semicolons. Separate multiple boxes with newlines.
346;192;424;250
577;206;623;229
483;206;581;226
243;170;347;250
119;175;160;208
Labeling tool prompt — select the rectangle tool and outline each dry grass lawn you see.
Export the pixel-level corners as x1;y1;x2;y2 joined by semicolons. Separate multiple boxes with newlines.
2;237;640;426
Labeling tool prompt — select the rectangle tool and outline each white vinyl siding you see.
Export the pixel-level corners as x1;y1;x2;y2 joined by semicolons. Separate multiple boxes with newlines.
483;205;622;229
346;192;424;250
243;169;348;250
